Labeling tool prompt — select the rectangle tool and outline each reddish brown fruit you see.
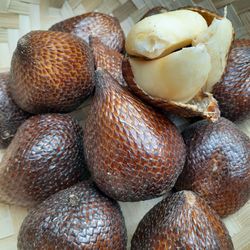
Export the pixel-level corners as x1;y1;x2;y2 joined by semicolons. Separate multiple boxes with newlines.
213;39;250;121
90;36;126;86
50;12;125;52
176;117;250;217
83;69;186;201
10;31;94;114
131;191;234;249
18;181;127;250
0;114;87;207
0;72;31;148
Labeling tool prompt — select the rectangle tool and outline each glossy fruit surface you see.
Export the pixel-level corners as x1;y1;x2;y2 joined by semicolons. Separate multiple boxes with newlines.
90;37;126;86
131;191;234;250
0;72;30;148
213;39;250;121
10;30;94;114
18;181;127;249
176;117;250;217
50;12;125;52
0;114;86;207
83;69;186;201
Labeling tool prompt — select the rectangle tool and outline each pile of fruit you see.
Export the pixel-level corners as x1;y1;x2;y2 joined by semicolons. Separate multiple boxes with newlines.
0;6;249;250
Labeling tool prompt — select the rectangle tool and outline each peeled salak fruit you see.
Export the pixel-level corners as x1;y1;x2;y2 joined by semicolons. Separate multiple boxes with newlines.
213;39;250;121
18;181;127;249
0;114;87;207
176;117;250;217
131;191;234;249
0;72;30;148
123;8;234;121
50;12;125;52
83;69;186;201
10;31;94;114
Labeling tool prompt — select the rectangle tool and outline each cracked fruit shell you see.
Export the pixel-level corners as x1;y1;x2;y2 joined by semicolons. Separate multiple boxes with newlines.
0;114;87;207
83;69;186;201
131;191;233;249
10;30;94;114
176;117;250;217
18;181;127;250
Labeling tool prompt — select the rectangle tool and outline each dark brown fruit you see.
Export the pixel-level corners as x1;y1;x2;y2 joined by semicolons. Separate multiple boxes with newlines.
10;30;94;114
213;39;250;121
18;181;127;250
176;117;250;217
131;191;234;250
0;72;31;148
50;12;125;52
140;6;168;20
83;69;186;201
122;57;220;121
90;36;126;86
0;114;87;207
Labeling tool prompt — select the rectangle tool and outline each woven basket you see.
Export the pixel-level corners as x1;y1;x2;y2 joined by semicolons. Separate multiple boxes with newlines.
0;1;249;249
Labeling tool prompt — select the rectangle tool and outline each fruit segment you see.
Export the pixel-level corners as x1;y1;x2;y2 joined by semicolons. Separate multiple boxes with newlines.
129;44;211;103
126;10;208;59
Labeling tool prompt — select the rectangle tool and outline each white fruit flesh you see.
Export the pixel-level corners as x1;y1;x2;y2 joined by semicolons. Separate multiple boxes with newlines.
193;17;233;92
129;44;211;103
125;10;208;59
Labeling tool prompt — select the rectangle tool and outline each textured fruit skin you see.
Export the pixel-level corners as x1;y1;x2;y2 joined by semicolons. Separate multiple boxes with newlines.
50;12;125;52
213;40;250;121
10;30;94;114
90;37;126;86
176;118;250;217
131;191;234;250
18;181;127;250
0;114;87;207
83;69;186;201
0;72;30;148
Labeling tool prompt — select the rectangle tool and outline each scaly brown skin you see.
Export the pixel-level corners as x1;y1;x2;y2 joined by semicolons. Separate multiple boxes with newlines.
213;39;250;121
0;72;31;148
90;36;126;86
176;118;250;217
50;12;125;52
0;114;87;207
18;181;127;250
10;30;94;114
131;191;234;250
83;69;186;201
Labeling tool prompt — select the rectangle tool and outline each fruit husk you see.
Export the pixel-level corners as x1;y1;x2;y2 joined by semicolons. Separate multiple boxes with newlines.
122;57;220;121
10;30;95;114
0;72;31;148
0;114;87;207
83;69;186;202
18;181;127;249
49;12;125;52
131;191;234;250
175;117;250;217
213;39;250;121
90;36;126;86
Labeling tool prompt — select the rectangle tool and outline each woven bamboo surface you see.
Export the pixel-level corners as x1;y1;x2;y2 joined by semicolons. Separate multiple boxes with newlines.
0;0;249;250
